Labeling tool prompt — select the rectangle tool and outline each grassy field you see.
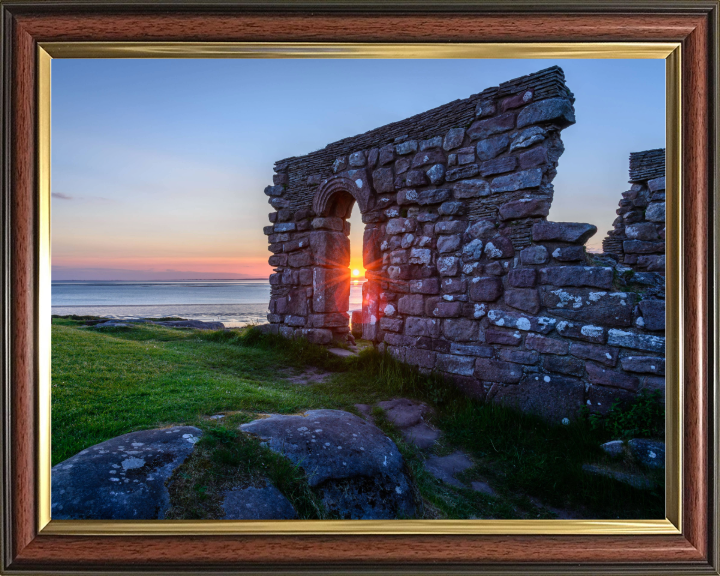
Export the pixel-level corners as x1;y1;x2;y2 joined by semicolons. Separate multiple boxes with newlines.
52;317;665;520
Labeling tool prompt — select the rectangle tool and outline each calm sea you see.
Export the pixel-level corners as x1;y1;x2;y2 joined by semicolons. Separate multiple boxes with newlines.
51;280;365;327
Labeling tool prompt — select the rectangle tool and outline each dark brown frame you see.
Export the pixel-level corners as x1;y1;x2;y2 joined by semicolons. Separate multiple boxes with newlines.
1;1;718;573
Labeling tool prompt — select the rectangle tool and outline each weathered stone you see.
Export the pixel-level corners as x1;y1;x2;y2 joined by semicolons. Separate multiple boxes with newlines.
403;348;437;370
469;277;503;302
467;112;516;140
386;218;416;235
418;188;451;205
443;318;480;341
645;202;665;222
411;149;444;169
475;359;523;383
409;277;440;294
474;99;496;118
498;349;539;365
516;97;575;128
498;198;550;221
222;482;298;520
539;266;613;289
52;427;202;519
264;184;285;197
509;126;546;151
445;164;480;182
441;277;466;294
419;136;443;151
551;246;585;262
607;329;665;353
541;288;635;327
483;236;515;259
424;452;474;488
426;299;464;318
518;146;548;168
348;150;366;167
623;240;664;254
437;235;461;254
436;354;475;376
313;268;350;313
452;179;489;199
490;168;543;193
462;239;484;261
437;256;460;277
543;354;584;377
485;327;523;346
466;220;496;240
476;133;511;160
648;176;665;192
240;410;415;519
526;334;568;355
625;222;660;241
586;362;639;391
504;288;540;314
508;268;537;288
372;167;395;193
638;299;665;331
569;342;618;367
398;294;424;316
435;220;467;235
627;439;664;470
556;321;606;344
310;231;349;267
450;343;493;357
405;316;441;338
378;144;395;166
438;201;465;216
480;156;517;177
380;317;403;332
426;164;446;185
456;146;476;165
520;245;549;265
395;140;418;155
486;309;556;334
490;374;585;424
532;221;597;244
443;128;466;151
621;356;665;375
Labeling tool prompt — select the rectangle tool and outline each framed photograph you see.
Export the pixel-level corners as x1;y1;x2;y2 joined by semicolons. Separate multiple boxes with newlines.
1;1;718;574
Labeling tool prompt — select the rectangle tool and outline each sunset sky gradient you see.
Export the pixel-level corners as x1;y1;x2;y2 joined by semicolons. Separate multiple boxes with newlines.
51;58;664;280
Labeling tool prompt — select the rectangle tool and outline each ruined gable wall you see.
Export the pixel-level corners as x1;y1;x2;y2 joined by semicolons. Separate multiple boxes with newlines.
602;149;666;274
260;67;665;424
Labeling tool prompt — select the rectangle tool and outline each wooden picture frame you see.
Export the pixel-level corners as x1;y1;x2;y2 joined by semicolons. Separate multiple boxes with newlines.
1;1;718;573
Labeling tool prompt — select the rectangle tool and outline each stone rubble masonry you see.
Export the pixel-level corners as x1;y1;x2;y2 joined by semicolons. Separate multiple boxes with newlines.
602;148;666;274
260;66;665;424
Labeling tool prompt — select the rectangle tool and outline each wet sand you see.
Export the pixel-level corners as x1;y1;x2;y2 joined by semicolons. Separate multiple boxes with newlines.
51;303;269;328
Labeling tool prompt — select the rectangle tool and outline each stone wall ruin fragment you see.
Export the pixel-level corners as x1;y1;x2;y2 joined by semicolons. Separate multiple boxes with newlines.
259;66;665;424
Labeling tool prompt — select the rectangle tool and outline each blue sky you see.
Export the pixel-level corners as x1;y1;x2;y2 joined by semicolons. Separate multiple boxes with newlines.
51;58;665;280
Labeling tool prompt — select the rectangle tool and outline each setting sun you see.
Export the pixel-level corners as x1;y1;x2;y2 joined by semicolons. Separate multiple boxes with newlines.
352;269;360;277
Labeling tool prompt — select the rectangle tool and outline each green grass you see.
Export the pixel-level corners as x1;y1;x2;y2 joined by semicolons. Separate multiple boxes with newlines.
52;318;665;520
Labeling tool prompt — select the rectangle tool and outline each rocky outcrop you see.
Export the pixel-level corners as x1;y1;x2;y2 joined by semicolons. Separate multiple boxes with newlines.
52;427;202;519
240;409;415;519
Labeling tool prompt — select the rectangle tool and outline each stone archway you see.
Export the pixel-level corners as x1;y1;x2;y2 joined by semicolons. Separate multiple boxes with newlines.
311;173;378;342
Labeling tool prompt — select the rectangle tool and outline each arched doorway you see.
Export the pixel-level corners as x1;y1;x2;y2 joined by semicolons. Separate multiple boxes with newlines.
312;175;380;342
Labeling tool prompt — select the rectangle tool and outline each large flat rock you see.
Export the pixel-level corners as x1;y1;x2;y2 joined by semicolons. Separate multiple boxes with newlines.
52;426;202;519
222;482;297;520
240;409;415;519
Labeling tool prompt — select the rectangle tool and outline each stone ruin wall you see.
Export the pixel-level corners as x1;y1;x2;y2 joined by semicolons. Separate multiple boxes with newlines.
602;148;666;274
260;66;665;424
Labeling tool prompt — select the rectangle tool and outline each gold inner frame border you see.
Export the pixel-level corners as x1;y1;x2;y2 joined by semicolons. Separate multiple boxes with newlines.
36;41;682;536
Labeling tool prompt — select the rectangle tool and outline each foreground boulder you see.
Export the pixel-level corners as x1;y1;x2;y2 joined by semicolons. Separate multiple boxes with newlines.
221;481;297;520
52;426;202;519
240;409;415;519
